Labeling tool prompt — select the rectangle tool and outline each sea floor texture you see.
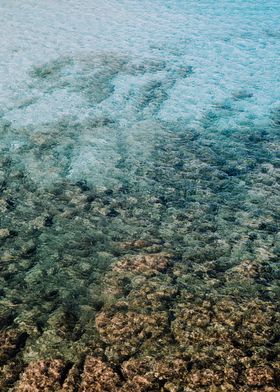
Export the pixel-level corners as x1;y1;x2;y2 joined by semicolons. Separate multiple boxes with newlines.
0;1;280;391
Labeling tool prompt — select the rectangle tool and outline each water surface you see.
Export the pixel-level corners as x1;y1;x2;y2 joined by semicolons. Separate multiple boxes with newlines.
0;1;279;390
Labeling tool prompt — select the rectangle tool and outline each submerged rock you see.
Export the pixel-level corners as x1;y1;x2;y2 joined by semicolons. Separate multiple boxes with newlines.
16;359;66;392
96;310;168;361
79;356;120;392
0;330;27;365
112;252;173;276
0;62;279;388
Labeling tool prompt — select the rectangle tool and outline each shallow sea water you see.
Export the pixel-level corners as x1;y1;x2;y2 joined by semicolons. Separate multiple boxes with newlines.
0;1;280;391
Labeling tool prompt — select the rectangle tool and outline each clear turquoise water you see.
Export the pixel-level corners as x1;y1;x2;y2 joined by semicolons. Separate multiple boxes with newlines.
0;1;279;390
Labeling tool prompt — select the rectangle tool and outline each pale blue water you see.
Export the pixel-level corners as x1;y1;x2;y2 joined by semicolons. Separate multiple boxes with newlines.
0;1;280;185
0;1;279;390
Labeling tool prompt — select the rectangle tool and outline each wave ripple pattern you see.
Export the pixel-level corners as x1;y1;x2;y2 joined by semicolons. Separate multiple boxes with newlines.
0;1;279;391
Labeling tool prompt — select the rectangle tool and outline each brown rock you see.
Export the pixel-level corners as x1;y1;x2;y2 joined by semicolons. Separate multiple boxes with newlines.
79;356;120;392
120;375;152;392
245;366;275;386
120;356;187;392
189;368;221;387
0;360;24;391
61;364;80;392
16;359;65;391
116;240;154;250
95;310;168;361
0;330;27;365
113;253;172;276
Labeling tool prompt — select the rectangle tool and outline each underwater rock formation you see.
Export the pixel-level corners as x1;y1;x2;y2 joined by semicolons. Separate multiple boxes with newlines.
16;360;65;391
79;356;120;392
0;330;27;365
96;310;169;361
0;50;279;391
0;249;279;391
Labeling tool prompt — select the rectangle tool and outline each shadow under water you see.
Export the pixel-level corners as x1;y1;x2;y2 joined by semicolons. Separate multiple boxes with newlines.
0;54;279;391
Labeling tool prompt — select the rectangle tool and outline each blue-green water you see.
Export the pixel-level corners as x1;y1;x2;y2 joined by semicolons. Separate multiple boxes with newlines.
0;1;279;390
